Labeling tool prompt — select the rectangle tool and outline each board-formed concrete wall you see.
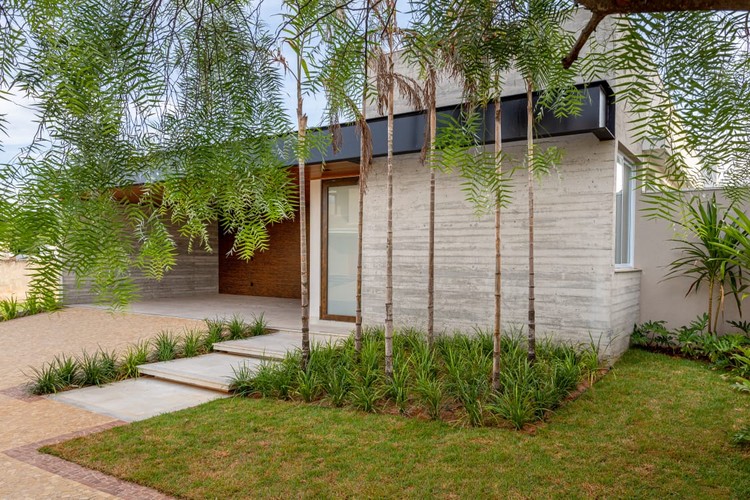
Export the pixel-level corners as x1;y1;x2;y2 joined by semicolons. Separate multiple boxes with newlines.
360;132;629;354
62;221;219;304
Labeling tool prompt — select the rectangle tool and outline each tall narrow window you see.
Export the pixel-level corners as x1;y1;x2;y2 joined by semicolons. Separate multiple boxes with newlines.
615;154;635;266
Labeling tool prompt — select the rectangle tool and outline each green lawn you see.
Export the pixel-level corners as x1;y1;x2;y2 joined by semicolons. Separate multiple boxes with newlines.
45;350;750;498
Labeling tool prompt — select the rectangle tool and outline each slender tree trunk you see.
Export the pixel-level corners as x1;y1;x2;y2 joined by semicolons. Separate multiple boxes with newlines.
384;0;396;379
492;95;503;391
427;71;437;351
708;279;715;334
297;57;310;367
714;282;725;334
355;5;370;355
526;78;536;363
356;130;366;355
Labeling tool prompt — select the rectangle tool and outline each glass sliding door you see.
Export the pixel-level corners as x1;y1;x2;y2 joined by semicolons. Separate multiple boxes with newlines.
321;179;359;321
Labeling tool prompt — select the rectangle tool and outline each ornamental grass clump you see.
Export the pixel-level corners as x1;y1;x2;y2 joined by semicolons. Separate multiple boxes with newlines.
154;331;180;362
230;327;600;429
181;329;205;358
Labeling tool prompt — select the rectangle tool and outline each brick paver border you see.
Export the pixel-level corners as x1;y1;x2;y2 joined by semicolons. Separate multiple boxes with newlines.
4;422;172;499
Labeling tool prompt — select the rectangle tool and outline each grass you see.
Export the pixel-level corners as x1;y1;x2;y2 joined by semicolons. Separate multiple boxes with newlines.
43;350;750;498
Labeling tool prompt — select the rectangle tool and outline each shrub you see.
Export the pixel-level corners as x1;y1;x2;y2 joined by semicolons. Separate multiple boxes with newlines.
0;297;21;321
181;329;204;358
78;351;116;386
23;294;42;316
53;354;79;386
154;331;179;362
120;341;150;378
250;313;268;337
30;362;65;395
227;314;249;340
204;319;225;351
230;364;257;397
323;365;350;407
728;320;750;335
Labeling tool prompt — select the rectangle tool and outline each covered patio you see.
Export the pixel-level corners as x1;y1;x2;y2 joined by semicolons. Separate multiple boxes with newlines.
79;294;354;336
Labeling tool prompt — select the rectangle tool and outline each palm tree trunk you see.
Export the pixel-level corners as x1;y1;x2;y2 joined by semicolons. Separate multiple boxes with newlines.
356;141;366;355
297;57;310;367
492;95;503;391
708;279;715;334
714;283;724;333
427;71;437;351
384;0;396;379
526;78;536;363
355;5;370;355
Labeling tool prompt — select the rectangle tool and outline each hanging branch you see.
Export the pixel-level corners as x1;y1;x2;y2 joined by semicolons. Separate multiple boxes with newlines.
564;0;750;68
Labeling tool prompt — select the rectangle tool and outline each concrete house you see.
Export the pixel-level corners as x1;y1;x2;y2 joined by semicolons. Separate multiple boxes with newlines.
62;53;654;360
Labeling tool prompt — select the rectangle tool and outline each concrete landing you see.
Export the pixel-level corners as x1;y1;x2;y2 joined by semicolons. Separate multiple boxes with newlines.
48;378;227;422
213;331;347;360
137;353;268;392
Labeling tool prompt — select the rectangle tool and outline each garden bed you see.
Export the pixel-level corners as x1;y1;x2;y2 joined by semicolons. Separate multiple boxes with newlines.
229;328;601;429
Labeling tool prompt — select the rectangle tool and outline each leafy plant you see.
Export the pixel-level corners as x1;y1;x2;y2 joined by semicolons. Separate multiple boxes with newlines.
296;368;321;403
29;362;65;395
181;329;204;358
53;354;79;387
323;365;350;408
204;320;225;351
78;351;116;386
488;381;537;430
666;195;748;333
249;313;268;337
230;364;258;397
153;331;179;362
385;353;410;413
727;320;750;335
227;314;249;340
414;373;444;420
0;297;21;321
23;294;42;316
348;374;380;413
120;341;150;379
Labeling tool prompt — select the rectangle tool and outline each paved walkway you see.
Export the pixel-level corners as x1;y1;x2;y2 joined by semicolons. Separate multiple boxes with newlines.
0;307;201;499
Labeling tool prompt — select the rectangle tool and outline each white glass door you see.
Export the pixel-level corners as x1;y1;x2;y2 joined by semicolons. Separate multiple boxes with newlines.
322;180;358;320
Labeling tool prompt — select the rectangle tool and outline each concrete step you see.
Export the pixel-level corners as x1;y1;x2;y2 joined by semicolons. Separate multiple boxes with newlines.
137;353;270;393
213;330;348;360
48;377;228;422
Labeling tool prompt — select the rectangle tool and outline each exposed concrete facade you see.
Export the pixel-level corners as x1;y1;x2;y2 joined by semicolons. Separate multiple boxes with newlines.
61;221;219;304
358;132;635;356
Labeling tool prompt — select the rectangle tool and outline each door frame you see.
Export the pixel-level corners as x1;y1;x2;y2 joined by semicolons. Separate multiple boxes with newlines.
320;177;359;322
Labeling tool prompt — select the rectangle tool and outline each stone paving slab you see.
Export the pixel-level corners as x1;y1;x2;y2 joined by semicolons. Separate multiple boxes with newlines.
137;353;268;392
48;378;228;422
213;331;347;360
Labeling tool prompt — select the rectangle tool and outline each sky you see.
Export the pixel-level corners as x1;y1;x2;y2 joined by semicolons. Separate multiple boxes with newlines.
0;0;330;166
